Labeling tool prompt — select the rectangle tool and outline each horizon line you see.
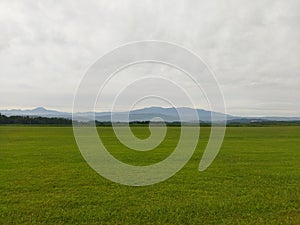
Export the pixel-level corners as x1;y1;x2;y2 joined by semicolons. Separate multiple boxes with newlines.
0;106;299;118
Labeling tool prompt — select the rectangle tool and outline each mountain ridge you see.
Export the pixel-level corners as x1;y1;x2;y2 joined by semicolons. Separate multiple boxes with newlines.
0;107;299;122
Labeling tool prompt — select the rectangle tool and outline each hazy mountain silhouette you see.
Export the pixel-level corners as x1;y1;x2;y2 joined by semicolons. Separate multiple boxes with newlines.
1;107;299;122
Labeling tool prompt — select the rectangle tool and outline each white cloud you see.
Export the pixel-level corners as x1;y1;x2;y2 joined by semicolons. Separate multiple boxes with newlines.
0;0;299;115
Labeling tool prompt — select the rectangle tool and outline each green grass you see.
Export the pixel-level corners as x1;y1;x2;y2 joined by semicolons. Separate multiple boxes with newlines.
0;126;299;224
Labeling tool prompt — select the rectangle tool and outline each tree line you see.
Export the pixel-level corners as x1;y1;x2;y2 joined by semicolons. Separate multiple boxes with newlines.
0;114;72;125
1;113;299;126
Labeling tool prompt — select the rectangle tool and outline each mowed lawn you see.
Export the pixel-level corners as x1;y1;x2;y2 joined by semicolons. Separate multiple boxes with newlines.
0;126;299;224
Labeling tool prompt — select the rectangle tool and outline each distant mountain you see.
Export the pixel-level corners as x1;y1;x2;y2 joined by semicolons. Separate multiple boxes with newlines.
1;107;299;123
93;107;236;122
0;107;71;118
259;116;300;121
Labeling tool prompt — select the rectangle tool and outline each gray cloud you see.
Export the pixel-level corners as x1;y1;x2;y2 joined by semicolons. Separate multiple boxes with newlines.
0;0;299;116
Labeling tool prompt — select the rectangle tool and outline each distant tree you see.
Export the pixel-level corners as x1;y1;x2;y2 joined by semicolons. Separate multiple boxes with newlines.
0;114;72;125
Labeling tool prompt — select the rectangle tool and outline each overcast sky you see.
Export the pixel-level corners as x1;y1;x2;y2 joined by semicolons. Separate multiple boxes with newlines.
0;0;299;116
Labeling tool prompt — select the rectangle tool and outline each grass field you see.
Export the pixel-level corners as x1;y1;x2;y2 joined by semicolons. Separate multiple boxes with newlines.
0;126;299;224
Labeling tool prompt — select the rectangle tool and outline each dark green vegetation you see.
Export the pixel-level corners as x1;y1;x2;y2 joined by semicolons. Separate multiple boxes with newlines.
0;114;71;125
0;126;299;224
2;113;300;127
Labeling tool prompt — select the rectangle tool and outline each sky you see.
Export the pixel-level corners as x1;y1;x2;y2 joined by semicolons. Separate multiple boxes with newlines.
0;0;299;116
